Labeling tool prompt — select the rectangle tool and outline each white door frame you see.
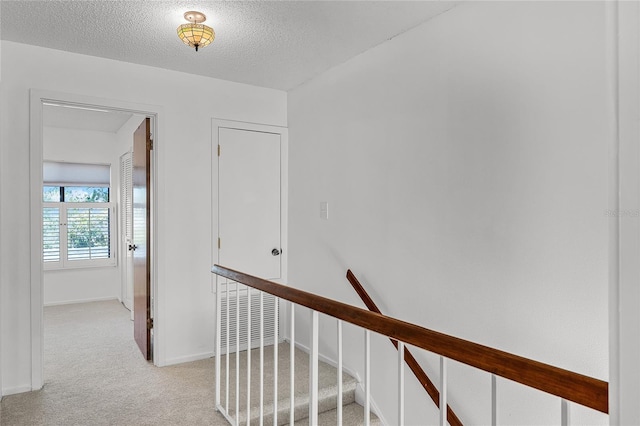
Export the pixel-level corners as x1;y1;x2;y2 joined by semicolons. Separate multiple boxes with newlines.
29;89;164;389
609;1;640;422
211;118;288;287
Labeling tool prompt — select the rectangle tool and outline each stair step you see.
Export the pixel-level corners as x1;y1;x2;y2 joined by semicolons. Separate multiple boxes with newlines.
218;342;359;425
294;403;381;426
243;383;357;426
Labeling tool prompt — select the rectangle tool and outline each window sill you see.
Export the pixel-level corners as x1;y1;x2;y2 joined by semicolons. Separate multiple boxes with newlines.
44;261;117;271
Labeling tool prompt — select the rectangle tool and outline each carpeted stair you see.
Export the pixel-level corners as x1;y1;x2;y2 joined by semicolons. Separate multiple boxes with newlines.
218;342;380;425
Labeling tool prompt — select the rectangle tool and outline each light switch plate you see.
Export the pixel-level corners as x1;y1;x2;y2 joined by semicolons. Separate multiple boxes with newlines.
320;201;329;220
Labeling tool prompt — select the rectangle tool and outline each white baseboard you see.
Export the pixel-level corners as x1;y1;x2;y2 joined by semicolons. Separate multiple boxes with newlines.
44;296;119;307
164;338;287;368
284;338;388;426
287;338;361;382
163;351;214;366
354;383;389;426
2;385;32;396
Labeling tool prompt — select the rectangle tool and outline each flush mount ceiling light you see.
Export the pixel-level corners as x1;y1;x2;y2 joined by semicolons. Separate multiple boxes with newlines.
177;11;215;52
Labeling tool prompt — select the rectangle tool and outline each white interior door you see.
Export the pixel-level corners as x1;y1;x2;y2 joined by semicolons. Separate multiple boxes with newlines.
218;127;281;280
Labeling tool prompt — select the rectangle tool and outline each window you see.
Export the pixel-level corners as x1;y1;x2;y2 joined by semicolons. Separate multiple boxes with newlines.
42;162;115;269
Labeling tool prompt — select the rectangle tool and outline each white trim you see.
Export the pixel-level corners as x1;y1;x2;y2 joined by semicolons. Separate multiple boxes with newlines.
29;89;165;388
1;386;33;397
288;338;388;426
211;118;289;290
287;339;362;394
0;75;3;400
606;2;621;420
164;351;214;366
44;296;119;307
610;1;640;423
354;383;388;426
29;90;44;391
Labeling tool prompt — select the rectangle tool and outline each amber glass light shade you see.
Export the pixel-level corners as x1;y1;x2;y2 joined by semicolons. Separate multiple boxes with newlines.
177;24;215;51
177;11;215;52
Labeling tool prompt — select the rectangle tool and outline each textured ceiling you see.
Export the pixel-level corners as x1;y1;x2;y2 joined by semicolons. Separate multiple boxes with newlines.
1;1;458;90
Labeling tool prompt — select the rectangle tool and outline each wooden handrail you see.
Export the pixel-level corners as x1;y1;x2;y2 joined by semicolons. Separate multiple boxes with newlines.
211;265;609;414
346;269;463;426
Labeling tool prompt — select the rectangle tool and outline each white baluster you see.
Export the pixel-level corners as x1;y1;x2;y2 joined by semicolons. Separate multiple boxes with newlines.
246;287;252;426
439;357;447;426
337;320;343;426
236;282;240;423
215;279;221;409
561;399;569;426
365;330;370;426
398;341;405;426
310;311;319;425
226;281;230;412
259;292;264;426
274;298;279;426
491;374;497;426
290;303;295;425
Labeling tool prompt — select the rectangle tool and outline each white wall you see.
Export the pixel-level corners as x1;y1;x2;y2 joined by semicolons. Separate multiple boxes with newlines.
614;2;640;423
0;41;286;394
288;2;609;423
42;126;121;306
0;4;4;398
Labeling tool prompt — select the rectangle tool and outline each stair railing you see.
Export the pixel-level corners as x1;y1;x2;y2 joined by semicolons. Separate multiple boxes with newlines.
346;269;463;426
212;264;608;425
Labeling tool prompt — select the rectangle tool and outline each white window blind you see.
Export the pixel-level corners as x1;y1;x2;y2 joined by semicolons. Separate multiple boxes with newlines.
42;161;114;269
43;203;115;269
43;161;110;186
43;207;60;262
67;207;111;261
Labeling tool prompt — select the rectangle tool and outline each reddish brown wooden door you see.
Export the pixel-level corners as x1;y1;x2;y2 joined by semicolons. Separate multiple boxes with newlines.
133;118;152;360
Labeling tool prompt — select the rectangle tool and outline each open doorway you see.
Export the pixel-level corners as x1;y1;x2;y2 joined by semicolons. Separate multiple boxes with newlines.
29;90;160;389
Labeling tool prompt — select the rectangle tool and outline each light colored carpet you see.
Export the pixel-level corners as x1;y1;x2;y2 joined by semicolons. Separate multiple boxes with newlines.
1;300;226;426
218;342;358;425
295;403;380;426
0;300;377;426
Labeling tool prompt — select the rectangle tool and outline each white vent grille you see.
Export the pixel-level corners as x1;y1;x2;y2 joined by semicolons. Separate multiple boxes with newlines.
119;152;133;242
220;287;277;354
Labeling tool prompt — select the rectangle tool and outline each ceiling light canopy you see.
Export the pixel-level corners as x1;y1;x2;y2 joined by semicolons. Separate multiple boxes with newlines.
177;11;215;52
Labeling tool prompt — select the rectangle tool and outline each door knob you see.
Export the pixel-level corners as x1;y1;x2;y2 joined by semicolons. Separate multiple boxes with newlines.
128;244;138;251
271;248;281;256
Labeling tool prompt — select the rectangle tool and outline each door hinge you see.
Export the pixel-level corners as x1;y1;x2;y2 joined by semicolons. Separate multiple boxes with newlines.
217;145;221;157
218;238;221;249
147;139;153;151
147;318;154;329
